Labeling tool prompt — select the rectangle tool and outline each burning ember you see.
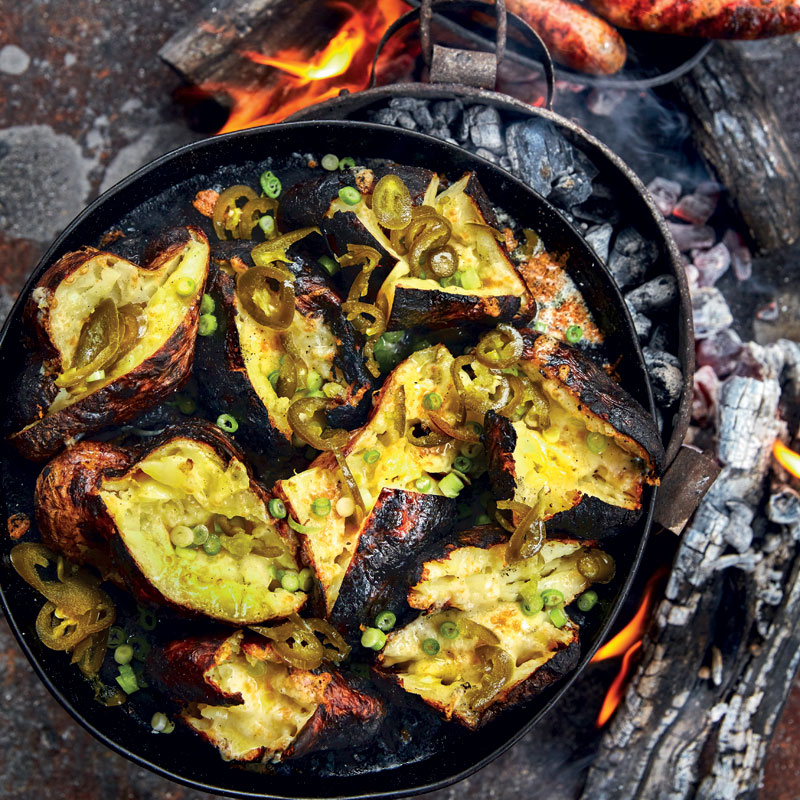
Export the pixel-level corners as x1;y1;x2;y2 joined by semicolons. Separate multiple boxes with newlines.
591;568;666;726
212;0;408;132
773;439;800;480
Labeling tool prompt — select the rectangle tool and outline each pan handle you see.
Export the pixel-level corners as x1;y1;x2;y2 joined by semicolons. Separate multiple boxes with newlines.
369;0;556;111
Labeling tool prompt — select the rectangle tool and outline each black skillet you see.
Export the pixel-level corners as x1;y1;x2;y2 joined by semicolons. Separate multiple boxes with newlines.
0;121;657;799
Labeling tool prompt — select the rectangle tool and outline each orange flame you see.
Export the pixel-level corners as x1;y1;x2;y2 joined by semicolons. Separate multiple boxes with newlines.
591;568;667;726
773;439;800;479
208;0;409;133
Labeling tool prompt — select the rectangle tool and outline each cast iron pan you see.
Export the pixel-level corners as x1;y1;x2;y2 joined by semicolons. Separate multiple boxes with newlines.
0;121;657;799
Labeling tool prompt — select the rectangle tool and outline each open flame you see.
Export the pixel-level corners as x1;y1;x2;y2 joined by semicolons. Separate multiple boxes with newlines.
591;568;666;727
773;439;800;479
211;0;409;133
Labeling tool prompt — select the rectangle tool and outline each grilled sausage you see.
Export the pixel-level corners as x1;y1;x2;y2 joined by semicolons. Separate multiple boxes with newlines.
587;0;800;38
506;0;628;75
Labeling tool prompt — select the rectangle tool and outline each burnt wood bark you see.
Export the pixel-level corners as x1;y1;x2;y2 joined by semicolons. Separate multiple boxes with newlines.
672;43;800;253
580;340;800;800
159;0;345;99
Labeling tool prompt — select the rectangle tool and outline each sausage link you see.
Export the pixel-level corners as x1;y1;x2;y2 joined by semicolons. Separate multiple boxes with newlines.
506;0;628;75
587;0;800;38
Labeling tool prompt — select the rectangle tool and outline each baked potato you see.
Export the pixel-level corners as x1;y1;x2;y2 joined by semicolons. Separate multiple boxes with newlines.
151;629;384;762
275;345;469;618
485;331;664;537
194;253;373;453
36;421;307;624
10;227;209;460
376;526;603;728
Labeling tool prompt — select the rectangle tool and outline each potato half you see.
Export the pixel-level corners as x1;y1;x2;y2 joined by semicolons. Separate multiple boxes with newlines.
485;331;665;537
95;422;305;624
276;345;466;617
377;527;593;728
195;258;372;454
151;630;383;762
11;227;209;460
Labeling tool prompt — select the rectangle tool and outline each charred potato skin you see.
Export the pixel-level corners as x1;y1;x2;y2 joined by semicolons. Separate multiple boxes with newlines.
34;440;136;576
520;331;665;475
11;227;210;461
389;289;522;331
329;488;458;640
285;670;386;759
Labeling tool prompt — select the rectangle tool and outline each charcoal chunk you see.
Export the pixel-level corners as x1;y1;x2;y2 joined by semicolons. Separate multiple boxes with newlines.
696;328;743;378
461;105;504;154
571;184;621;225
371;108;400;126
768;487;800;525
395;112;417;131
549;169;593;208
584;223;613;262
505;119;574;197
630;311;652;342
474;147;500;164
643;347;682;406
648;324;671;352
389;97;426;112
608;227;658;289
431;99;462;126
411;104;434;131
624;275;677;314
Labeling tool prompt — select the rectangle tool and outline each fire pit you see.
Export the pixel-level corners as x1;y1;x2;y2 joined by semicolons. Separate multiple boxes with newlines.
1;1;800;798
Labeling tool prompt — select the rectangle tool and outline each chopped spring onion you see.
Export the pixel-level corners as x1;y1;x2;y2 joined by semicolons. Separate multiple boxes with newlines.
318;255;340;276
137;606;157;631
280;571;300;592
321;153;340;171
363;449;381;464
260;170;282;198
415;476;432;493
534;320;547;332
338;156;356;170
169;525;194;549
577;590;599;612
519;591;544;617
258;214;276;237
312;497;332;517
468;421;483;437
439;621;459;640
198;313;218;336
323;382;344;398
288;516;321;534
176;395;196;415
460;269;481;290
549;606;568;628
306;369;323;391
114;644;134;665
422;638;440;656
269;499;287;519
116;666;139;695
542;427;560;444
453;455;472;473
566;325;583;343
298;567;314;592
129;634;151;662
200;293;215;314
108;626;126;648
375;611;396;632
339;186;361;205
151;712;174;733
586;431;608;454
268;370;280;389
423;392;442;411
439;472;465;498
192;524;209;546
176;277;197;297
216;413;238;433
541;589;565;608
203;533;222;556
336;496;355;517
361;627;386;650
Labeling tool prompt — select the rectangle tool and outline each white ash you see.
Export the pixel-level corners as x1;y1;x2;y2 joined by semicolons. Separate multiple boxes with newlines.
691;287;734;339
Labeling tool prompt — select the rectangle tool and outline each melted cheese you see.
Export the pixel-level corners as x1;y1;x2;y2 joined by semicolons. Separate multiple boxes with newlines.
185;632;326;762
381;539;588;726
99;439;304;624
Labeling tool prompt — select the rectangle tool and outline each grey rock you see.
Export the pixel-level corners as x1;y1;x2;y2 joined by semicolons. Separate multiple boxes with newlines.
624;275;678;314
0;124;91;242
643;347;683;406
584;223;613;262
